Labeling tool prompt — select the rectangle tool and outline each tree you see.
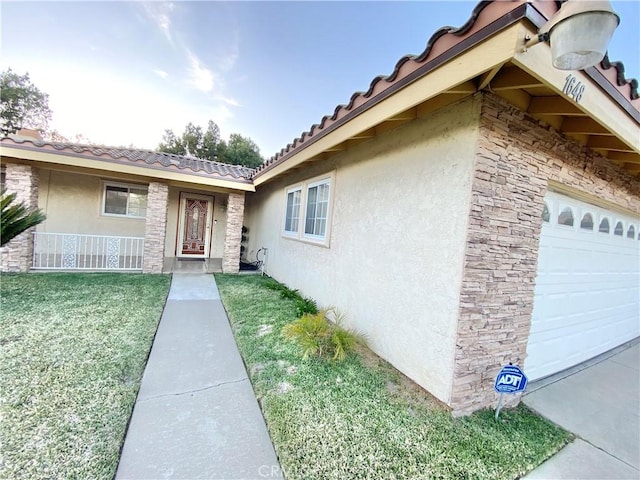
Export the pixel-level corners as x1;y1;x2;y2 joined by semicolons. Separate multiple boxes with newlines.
158;120;221;159
157;120;263;168
1;69;52;136
218;133;264;168
0;193;46;246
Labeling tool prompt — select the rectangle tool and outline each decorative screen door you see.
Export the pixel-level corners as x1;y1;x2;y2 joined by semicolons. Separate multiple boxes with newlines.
177;194;214;257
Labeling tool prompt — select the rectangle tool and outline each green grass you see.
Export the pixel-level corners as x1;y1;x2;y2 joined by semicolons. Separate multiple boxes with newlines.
216;274;571;480
0;273;171;479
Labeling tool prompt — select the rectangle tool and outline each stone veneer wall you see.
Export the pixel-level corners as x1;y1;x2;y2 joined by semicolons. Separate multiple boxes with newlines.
222;192;245;273
449;93;640;416
143;182;169;274
0;163;40;272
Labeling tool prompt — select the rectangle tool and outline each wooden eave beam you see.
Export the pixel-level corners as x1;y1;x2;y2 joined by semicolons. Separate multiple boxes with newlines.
587;136;634;152
528;97;583;116
386;108;418;122
324;142;347;152
446;80;477;94
490;68;544;90
607;152;640;164
350;127;377;139
477;63;506;91
561;117;610;135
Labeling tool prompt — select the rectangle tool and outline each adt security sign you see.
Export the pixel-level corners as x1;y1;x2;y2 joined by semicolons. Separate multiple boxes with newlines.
494;365;528;420
494;365;528;394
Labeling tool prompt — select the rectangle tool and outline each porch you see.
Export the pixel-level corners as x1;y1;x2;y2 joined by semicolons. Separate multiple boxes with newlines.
163;257;222;274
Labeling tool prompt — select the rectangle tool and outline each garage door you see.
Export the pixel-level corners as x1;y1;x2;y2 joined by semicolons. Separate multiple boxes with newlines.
525;191;640;381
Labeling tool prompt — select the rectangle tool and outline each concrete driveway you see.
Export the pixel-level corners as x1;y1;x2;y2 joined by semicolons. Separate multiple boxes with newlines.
523;342;639;480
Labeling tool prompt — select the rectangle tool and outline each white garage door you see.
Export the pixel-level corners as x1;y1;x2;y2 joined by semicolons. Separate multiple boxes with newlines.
525;191;640;381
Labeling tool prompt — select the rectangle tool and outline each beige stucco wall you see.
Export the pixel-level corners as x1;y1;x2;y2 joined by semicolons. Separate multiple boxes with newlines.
37;170;145;237
245;97;481;403
36;170;231;258
164;187;228;258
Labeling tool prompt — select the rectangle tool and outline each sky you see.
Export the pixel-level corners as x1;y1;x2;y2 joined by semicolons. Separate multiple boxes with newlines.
1;1;638;159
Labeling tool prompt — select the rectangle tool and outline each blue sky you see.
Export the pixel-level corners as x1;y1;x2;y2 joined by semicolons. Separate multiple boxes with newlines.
2;1;638;158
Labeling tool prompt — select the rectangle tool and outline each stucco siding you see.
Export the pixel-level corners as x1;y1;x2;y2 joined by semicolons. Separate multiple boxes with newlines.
245;97;481;403
37;170;145;237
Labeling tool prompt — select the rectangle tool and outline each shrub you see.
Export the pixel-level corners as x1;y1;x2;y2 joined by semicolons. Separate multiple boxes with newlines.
282;308;363;361
294;297;318;317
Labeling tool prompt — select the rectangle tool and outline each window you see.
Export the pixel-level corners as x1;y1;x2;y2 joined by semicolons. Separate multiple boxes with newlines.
282;173;334;244
103;182;148;218
599;217;610;234
614;221;624;236
542;203;550;223
580;213;594;230
628;225;636;239
305;180;330;238
558;207;574;226
284;187;302;234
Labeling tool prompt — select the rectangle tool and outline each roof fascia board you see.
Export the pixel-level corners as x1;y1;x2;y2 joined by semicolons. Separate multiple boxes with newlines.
0;146;255;192
512;24;640;153
253;23;523;186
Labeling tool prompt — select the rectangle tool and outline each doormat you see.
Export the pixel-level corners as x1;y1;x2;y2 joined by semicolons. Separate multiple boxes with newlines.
178;258;205;262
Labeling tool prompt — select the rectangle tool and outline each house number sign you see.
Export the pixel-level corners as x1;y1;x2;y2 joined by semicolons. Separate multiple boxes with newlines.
562;74;585;103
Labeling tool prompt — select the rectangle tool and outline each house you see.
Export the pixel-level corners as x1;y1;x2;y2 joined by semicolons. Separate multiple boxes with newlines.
1;0;638;415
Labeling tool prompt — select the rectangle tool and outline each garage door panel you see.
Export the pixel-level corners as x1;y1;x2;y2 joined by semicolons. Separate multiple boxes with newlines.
525;191;640;381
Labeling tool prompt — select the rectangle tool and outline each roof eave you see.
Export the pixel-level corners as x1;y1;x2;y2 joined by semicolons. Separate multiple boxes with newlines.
0;144;256;192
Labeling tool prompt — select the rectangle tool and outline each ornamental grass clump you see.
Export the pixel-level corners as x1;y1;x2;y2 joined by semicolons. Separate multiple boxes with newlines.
282;308;363;361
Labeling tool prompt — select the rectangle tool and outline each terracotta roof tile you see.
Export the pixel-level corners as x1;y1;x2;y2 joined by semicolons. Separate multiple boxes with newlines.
0;137;255;182
254;0;639;178
600;54;639;100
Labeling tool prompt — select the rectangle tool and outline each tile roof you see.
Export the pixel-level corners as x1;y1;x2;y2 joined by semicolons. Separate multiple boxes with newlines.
253;0;639;179
0;136;255;182
600;54;639;101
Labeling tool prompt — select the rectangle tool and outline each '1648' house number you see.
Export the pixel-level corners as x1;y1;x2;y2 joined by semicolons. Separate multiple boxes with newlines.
563;74;585;103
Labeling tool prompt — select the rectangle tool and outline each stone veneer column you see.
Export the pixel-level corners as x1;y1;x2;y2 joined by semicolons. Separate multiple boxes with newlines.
0;163;40;272
142;182;169;274
222;192;245;274
449;93;640;416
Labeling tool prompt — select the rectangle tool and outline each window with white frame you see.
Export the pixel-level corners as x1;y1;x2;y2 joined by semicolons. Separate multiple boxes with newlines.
304;179;330;238
103;182;148;218
284;186;302;234
283;173;333;244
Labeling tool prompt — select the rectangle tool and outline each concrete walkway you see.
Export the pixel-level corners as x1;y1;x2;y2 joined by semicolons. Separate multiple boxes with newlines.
116;274;282;480
523;343;639;480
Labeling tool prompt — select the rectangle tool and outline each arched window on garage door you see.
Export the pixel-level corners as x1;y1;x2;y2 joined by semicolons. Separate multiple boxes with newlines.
628;225;636;239
614;221;624;236
580;213;594;230
599;217;610;234
542;203;550;223
558;207;574;226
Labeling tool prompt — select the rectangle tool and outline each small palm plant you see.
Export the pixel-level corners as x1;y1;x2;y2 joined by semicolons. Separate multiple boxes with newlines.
1;192;46;246
282;308;364;361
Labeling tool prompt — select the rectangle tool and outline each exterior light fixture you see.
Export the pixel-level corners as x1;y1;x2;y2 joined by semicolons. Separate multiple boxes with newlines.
525;0;620;70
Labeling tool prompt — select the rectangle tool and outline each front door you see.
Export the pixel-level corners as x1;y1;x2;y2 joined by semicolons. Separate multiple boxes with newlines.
177;193;214;258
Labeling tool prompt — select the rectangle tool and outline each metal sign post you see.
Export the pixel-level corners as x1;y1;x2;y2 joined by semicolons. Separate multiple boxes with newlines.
494;364;528;420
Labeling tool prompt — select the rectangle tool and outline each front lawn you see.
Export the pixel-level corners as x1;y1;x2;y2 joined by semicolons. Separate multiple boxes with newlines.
0;273;170;479
216;274;571;480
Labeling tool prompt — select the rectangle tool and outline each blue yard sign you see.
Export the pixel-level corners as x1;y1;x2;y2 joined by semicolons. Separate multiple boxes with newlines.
494;365;528;394
494;365;528;420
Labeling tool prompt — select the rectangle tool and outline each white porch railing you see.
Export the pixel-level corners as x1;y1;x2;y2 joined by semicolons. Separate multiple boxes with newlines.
32;233;145;271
